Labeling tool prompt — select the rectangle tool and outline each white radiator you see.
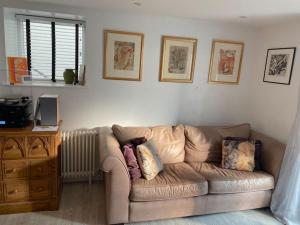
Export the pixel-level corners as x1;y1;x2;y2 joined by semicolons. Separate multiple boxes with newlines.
61;129;98;184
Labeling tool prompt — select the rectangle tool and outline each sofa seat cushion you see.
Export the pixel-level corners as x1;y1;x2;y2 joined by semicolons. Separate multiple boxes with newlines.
188;162;274;194
130;162;208;201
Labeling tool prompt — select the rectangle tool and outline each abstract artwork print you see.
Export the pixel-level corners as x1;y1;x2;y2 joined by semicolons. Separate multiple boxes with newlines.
218;49;236;75
263;48;296;85
168;46;189;74
268;54;289;76
114;41;135;71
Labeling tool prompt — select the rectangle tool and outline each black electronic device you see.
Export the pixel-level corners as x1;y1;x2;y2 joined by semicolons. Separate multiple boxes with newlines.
0;96;32;128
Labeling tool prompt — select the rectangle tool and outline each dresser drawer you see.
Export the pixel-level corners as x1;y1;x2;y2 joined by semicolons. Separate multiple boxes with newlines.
4;180;29;202
2;160;28;179
30;160;49;177
27;136;51;158
1;137;26;159
30;179;49;200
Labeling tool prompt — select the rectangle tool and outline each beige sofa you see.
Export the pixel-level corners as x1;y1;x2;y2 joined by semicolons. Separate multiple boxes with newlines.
98;124;285;225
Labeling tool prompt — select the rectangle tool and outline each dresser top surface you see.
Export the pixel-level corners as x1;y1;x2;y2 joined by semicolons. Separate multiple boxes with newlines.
0;121;62;135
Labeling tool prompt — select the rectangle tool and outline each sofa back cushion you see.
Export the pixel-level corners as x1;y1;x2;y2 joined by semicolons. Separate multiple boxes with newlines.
217;123;251;139
112;124;185;164
184;123;251;163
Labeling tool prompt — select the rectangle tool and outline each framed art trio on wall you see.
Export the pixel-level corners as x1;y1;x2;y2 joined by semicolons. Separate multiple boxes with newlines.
102;29;296;86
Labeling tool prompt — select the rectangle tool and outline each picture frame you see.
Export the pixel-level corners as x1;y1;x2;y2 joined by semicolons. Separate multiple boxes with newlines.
208;39;244;84
103;30;144;81
263;47;296;85
159;35;197;83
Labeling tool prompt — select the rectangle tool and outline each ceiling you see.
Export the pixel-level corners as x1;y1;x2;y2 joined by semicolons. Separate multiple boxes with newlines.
16;0;300;27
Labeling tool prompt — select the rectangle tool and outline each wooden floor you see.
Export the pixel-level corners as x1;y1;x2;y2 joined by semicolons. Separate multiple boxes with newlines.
0;182;107;225
0;182;280;225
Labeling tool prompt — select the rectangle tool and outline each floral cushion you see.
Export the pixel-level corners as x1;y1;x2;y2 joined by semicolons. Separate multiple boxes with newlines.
136;140;163;180
221;137;258;172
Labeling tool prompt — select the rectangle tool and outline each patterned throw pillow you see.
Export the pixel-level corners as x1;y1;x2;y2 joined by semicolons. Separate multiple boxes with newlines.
136;140;163;180
122;143;142;181
122;137;147;181
229;137;262;170
221;137;257;172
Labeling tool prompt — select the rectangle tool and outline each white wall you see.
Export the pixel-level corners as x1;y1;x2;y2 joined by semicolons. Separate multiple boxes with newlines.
249;20;300;143
3;8;21;57
0;1;257;130
0;6;7;85
178;32;256;126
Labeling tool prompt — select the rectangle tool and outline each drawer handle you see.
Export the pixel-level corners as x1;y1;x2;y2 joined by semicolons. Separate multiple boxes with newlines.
5;168;17;174
32;145;42;150
4;146;17;151
36;187;44;192
8;189;18;195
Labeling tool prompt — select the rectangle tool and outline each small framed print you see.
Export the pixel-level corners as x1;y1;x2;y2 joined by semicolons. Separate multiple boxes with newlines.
159;36;197;83
263;47;296;85
103;30;144;81
208;40;244;84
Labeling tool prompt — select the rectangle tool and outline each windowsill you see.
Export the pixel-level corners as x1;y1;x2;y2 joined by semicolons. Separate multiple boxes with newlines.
0;81;86;88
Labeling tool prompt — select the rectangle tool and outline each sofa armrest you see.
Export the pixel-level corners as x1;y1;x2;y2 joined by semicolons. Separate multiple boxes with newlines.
250;130;286;182
98;127;130;224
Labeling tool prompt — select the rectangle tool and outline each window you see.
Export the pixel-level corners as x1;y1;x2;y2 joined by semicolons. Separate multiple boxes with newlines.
16;14;84;82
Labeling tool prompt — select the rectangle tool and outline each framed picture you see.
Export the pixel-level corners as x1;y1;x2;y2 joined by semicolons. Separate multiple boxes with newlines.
208;40;244;84
263;47;296;85
103;30;144;81
159;36;197;83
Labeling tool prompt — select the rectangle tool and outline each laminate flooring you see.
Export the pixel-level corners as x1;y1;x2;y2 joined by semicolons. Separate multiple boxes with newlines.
128;209;282;225
0;182;282;225
0;182;106;225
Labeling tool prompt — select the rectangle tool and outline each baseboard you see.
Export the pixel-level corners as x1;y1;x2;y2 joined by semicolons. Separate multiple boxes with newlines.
62;175;103;184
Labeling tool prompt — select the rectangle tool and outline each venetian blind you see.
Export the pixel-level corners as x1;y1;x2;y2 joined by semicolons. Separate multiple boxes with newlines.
17;15;84;82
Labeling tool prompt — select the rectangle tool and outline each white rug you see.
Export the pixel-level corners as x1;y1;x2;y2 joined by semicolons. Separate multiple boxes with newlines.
128;209;283;225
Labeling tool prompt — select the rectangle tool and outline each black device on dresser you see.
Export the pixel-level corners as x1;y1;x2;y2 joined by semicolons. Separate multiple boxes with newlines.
0;96;32;128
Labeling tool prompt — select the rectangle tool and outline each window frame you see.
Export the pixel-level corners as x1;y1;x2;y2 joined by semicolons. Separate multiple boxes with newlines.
15;14;85;83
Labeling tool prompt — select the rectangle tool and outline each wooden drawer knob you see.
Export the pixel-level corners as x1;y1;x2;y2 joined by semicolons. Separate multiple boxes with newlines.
32;145;42;150
4;146;17;151
5;168;17;174
8;190;18;195
36;187;44;192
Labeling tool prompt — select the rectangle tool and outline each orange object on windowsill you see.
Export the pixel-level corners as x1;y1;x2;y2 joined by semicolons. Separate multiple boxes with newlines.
7;57;28;84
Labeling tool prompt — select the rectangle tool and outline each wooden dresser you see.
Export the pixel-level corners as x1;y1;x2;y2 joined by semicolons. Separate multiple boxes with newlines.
0;123;62;214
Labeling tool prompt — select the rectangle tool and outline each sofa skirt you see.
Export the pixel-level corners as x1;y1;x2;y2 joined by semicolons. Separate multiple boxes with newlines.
129;190;272;222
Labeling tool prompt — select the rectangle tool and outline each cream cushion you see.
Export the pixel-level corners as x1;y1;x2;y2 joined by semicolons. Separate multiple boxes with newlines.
136;140;163;180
